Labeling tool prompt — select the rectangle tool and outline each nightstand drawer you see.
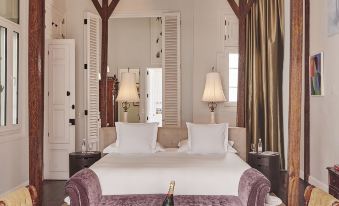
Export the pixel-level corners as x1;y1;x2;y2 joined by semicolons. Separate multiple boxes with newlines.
69;152;101;177
249;155;271;167
329;186;339;199
248;153;280;194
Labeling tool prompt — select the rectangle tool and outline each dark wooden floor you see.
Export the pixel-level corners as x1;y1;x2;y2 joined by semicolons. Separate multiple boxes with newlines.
42;176;308;206
42;180;67;206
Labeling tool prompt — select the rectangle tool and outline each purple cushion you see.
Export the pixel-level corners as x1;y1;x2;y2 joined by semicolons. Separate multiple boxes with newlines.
99;194;242;206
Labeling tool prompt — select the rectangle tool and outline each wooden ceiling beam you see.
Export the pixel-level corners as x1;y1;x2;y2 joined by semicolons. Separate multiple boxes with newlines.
108;0;120;17
227;0;240;18
91;0;103;18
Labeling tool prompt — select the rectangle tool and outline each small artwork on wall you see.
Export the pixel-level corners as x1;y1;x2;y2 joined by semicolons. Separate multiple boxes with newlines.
309;52;324;96
328;0;339;36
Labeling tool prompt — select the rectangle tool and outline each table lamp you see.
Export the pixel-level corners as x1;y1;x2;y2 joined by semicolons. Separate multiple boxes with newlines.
202;68;226;123
116;72;140;122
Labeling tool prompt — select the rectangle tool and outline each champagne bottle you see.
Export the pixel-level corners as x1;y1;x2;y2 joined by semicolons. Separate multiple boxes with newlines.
162;181;175;206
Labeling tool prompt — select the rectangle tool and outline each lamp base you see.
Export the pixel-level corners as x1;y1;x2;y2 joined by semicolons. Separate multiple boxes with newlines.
123;112;128;123
210;111;216;124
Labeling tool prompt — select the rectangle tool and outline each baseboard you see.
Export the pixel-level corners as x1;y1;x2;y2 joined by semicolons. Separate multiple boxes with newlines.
0;180;29;196
300;170;304;180
309;175;328;192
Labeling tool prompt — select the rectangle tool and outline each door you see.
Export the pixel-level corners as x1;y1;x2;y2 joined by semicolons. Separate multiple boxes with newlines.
145;68;163;126
44;39;75;180
84;12;100;151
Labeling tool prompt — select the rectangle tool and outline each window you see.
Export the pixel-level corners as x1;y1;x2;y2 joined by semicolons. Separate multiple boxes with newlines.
0;27;6;126
0;5;21;129
228;53;239;102
13;32;19;124
0;0;19;24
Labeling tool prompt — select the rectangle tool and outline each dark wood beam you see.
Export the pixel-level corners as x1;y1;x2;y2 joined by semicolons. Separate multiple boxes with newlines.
29;0;45;205
91;0;120;127
99;0;109;127
108;0;120;17
236;0;247;128
226;0;256;128
91;0;103;18
227;0;240;18
244;0;257;15
288;0;304;204
304;0;310;183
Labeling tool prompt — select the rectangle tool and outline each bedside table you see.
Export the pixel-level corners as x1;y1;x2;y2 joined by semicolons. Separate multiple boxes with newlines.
327;167;339;199
248;152;280;194
69;151;101;177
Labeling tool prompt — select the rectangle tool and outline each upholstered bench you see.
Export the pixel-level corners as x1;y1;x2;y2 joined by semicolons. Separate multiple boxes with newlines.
65;168;270;206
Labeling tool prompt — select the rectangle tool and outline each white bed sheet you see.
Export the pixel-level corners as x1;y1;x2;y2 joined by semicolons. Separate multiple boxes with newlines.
90;152;250;196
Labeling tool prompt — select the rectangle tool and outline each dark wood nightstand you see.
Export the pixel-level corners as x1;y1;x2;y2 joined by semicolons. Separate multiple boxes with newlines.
69;151;101;177
327;167;339;199
248;152;280;194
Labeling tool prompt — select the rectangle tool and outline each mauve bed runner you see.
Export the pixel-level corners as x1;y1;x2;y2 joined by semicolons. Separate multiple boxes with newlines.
90;152;250;196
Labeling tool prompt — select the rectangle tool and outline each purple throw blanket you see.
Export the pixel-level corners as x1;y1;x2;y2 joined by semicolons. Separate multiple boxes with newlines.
65;168;270;206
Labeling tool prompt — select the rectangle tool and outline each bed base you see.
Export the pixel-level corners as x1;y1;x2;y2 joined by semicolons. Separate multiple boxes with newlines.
65;168;270;206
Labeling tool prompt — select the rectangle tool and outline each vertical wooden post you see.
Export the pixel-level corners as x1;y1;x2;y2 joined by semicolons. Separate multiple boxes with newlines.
304;0;311;183
237;0;247;128
99;0;109;127
288;0;303;204
91;0;120;127
226;0;257;128
29;0;45;205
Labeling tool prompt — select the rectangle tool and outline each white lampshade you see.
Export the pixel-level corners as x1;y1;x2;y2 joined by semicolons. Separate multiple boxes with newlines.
202;72;226;102
116;72;140;102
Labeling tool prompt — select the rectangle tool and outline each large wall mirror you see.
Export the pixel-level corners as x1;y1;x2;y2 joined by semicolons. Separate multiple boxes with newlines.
104;13;181;127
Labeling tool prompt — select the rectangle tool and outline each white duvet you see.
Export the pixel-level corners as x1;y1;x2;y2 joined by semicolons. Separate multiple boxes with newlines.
90;152;250;196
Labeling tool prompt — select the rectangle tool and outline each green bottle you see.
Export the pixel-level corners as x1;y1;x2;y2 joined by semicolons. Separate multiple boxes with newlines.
162;181;175;206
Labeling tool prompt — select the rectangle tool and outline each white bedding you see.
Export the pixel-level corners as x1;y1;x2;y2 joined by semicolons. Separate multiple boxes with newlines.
90;152;250;196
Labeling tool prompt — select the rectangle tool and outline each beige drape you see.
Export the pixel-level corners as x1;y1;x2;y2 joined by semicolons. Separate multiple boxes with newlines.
245;0;285;168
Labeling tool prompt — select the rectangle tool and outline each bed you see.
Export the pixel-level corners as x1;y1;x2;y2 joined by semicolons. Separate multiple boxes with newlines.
65;126;270;206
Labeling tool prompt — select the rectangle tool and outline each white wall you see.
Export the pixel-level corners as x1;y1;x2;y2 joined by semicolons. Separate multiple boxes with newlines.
107;18;151;73
192;0;237;125
0;0;29;195
306;0;339;191
65;0;238;149
65;0;98;150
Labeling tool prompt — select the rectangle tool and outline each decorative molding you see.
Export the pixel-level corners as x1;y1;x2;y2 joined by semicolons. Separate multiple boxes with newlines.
110;10;171;19
309;175;328;192
0;181;29;197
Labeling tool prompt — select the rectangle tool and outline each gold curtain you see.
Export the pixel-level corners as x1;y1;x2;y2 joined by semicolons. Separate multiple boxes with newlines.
245;0;285;168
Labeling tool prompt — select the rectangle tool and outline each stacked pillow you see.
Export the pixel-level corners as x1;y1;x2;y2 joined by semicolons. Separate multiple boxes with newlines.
115;122;158;154
178;123;232;154
103;122;237;154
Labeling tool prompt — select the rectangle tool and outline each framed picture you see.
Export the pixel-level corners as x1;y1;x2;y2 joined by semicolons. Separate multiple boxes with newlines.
309;52;324;96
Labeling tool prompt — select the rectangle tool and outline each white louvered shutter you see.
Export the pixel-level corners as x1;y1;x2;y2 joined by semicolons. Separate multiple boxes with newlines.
162;13;181;127
84;12;100;151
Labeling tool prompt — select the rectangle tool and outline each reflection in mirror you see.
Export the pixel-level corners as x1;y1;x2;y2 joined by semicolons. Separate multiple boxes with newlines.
108;17;164;126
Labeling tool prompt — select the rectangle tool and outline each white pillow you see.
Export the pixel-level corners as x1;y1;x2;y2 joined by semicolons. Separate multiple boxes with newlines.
103;143;118;153
115;122;158;154
103;142;165;153
186;123;229;154
178;139;237;153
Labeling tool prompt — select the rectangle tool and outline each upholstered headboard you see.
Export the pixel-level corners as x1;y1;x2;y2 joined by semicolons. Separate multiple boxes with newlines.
99;127;247;160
